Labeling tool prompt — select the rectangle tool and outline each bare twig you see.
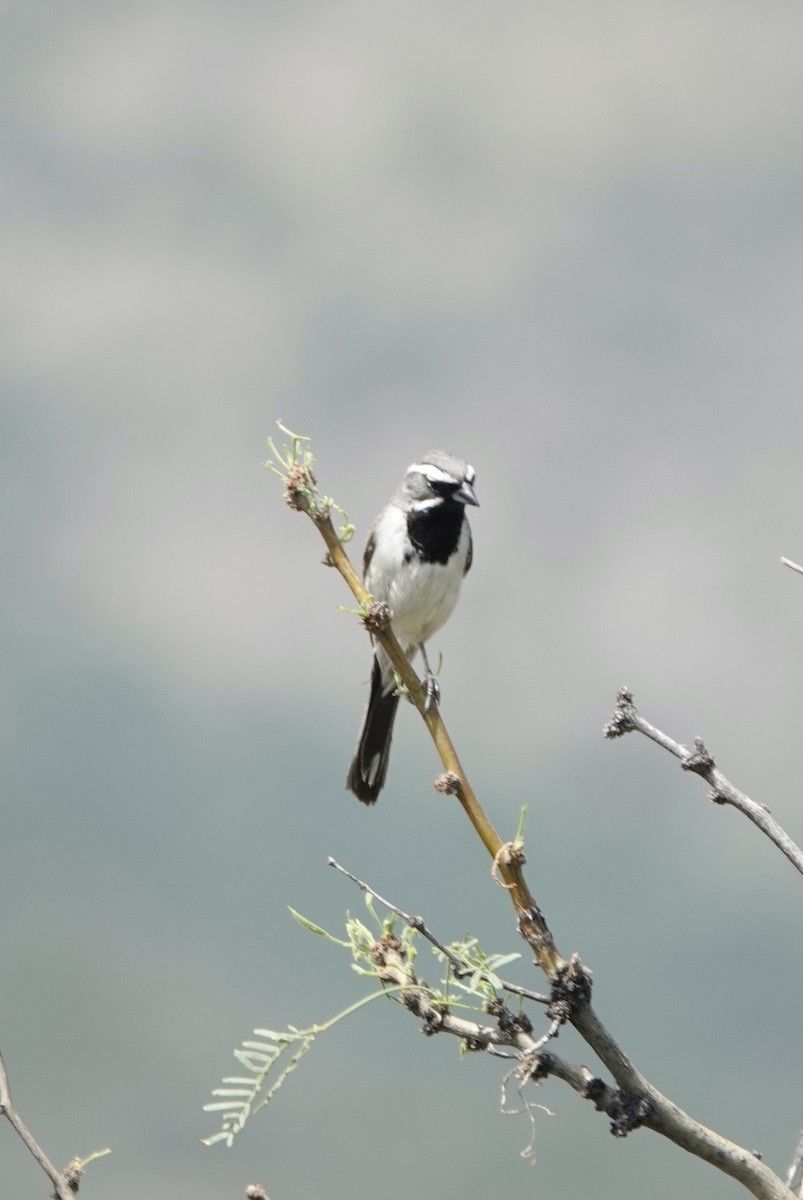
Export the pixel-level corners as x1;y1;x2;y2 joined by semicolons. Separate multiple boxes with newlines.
781;557;803;575
0;1049;76;1200
604;688;803;878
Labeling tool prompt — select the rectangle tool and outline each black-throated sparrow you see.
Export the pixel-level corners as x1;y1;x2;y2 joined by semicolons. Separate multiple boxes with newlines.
346;450;478;804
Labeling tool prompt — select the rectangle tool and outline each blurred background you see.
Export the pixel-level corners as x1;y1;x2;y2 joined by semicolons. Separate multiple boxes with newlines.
3;3;803;1198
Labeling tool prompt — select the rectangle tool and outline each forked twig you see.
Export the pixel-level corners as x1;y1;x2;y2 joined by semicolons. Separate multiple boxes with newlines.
604;688;803;877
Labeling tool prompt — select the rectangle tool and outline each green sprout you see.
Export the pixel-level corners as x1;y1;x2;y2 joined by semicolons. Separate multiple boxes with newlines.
264;420;354;542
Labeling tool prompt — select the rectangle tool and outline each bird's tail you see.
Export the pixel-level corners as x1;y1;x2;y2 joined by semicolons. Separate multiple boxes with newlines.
346;657;399;804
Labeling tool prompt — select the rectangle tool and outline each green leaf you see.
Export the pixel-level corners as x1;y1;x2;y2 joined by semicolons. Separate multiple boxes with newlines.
202;1131;233;1148
486;952;521;970
288;907;329;936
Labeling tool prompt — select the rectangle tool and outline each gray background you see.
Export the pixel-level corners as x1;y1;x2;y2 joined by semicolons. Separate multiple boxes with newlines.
3;3;803;1198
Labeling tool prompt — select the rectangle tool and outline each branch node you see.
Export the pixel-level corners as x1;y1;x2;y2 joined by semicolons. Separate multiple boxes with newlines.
492;841;526;890
62;1160;83;1195
283;463;316;512
495;841;526;870
527;1050;555;1083
434;771;461;795
402;990;447;1036
488;999;534;1039
608;1090;653;1137
547;953;593;1024
370;932;406;984
603;687;637;739
681;738;715;776
510;1010;534;1037
362;601;392;636
582;1075;610;1110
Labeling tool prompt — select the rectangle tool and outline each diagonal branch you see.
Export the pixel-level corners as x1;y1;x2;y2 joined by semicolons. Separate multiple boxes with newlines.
604;688;803;877
271;435;797;1200
0;1048;77;1200
278;451;562;978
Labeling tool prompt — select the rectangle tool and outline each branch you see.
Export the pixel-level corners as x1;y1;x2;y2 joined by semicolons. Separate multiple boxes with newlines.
604;688;803;877
0;1048;78;1200
569;1002;795;1199
369;923;570;1075
268;427;561;977
328;857;549;1004
335;870;795;1198
270;431;797;1200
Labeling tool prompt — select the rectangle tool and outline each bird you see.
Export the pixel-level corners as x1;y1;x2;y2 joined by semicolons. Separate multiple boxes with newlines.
346;450;478;804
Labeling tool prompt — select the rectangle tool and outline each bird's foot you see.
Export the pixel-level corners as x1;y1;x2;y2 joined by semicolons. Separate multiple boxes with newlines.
419;644;441;712
422;669;440;712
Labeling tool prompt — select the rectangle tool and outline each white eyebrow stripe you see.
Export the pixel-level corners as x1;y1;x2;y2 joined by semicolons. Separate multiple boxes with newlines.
464;464;475;483
407;462;456;485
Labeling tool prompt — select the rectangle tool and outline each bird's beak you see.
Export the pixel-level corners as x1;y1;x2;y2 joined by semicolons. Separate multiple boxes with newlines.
456;480;479;507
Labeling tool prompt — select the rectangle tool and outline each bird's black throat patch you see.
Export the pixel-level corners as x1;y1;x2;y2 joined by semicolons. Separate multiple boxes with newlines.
406;500;466;565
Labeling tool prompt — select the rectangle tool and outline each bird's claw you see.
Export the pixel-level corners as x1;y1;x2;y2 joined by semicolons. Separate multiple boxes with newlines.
423;671;440;713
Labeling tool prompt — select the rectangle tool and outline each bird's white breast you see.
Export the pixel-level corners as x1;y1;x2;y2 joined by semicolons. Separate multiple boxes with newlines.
365;505;471;656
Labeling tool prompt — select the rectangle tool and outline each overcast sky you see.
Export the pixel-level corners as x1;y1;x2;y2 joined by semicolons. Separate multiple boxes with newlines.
3;5;803;1199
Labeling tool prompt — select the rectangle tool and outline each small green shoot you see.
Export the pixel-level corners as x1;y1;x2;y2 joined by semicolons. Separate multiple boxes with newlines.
513;805;527;849
204;899;523;1147
264;420;354;541
72;1148;112;1171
